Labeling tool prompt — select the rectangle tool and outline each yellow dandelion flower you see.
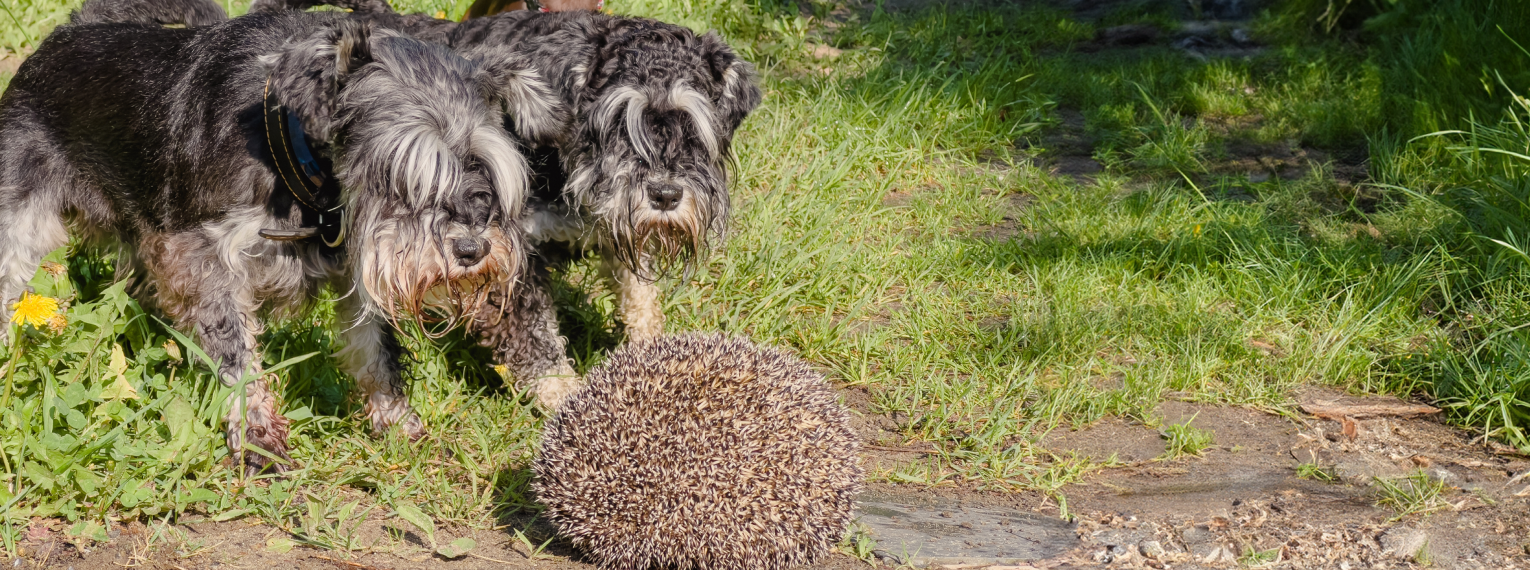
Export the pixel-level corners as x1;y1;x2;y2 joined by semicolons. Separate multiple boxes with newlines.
10;293;59;328
46;314;69;334
493;364;509;378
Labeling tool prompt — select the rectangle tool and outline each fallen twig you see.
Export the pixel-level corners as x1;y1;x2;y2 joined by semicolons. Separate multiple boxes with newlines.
314;555;378;569
1300;402;1440;420
862;444;936;455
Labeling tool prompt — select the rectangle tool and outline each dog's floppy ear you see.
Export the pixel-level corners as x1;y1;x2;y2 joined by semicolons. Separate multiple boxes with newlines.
467;47;569;147
262;20;375;141
700;32;762;134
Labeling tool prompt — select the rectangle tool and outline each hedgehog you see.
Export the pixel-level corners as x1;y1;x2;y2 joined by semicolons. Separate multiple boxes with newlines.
533;333;864;570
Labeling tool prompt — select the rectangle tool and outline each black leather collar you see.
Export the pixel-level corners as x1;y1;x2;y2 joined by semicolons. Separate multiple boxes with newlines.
259;77;346;247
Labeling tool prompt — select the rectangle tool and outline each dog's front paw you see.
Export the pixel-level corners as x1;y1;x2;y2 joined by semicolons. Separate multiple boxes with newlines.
235;418;293;477
531;360;584;410
363;394;425;440
366;410;426;441
392;412;426;441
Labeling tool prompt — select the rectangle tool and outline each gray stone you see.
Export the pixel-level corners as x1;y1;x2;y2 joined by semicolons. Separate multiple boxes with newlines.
856;497;1077;567
1380;526;1429;561
1180;524;1215;546
1335;455;1411;486
1139;540;1166;559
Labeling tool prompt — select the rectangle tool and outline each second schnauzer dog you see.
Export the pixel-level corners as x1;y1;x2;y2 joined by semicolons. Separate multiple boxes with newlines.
0;10;562;472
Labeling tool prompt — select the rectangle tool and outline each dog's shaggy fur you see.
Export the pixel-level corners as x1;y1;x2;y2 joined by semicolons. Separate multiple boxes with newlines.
114;0;763;408
71;0;227;26
331;8;763;407
0;10;562;473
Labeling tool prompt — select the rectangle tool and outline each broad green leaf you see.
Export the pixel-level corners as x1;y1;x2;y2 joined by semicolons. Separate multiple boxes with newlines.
211;508;250;522
40;432;77;452
26;249;74;299
283;406;314;422
184;488;219;505
161;396;195;431
305;497;325;534
120;482;147;508
72;467;101;496
67;520;109;543
437;537;476;559
64;408;87;430
22;462;55;490
157;397;199;462
393;502;436;545
100;372;139;401
266;537;297;554
59;382;89;406
108;344;127;377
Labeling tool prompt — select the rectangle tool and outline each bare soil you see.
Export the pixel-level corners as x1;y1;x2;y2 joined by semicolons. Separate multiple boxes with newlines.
17;388;1529;569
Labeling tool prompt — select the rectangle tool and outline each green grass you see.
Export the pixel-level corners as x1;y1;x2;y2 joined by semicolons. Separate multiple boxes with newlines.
1295;461;1338;482
1;0;1530;558
1159;416;1214;459
1262;0;1530;137
1374;470;1450;521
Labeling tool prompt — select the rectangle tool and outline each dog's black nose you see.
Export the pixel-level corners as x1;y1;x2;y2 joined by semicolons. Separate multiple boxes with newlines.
452;238;488;266
647;185;683;211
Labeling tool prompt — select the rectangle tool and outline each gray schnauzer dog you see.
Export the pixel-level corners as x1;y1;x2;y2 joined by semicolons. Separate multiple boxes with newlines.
256;4;763;407
0;9;563;473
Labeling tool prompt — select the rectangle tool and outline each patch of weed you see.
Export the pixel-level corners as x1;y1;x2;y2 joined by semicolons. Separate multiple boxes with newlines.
1374;470;1449;521
1160;416;1215;459
1239;544;1282;567
837;520;879;565
1295;461;1339;482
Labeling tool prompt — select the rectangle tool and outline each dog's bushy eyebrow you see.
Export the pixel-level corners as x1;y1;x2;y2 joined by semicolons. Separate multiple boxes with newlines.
667;81;718;160
594;86;654;163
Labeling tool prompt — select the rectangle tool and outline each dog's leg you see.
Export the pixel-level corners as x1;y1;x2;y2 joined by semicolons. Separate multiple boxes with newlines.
334;295;424;439
193;295;290;476
601;254;665;341
475;267;581;408
143;228;290;475
0;193;69;337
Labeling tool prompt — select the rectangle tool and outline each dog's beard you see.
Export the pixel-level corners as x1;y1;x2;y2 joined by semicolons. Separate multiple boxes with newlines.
603;187;716;280
352;207;521;333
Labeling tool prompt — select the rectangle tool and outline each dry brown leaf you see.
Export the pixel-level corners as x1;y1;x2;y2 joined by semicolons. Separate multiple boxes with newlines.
1341;416;1359;441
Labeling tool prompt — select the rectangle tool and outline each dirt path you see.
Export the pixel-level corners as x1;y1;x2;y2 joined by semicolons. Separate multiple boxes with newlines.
834;386;1530;569
15;386;1530;570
